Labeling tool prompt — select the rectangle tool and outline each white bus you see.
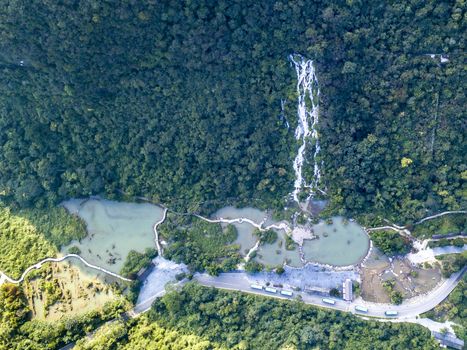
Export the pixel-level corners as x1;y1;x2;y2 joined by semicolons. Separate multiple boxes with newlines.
385;310;398;317
280;290;293;297
265;287;277;294
250;284;263;291
355;305;368;313
322;298;336;305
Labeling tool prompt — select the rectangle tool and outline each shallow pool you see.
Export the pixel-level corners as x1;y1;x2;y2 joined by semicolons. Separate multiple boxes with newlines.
61;198;165;273
213;206;276;255
301;217;369;266
256;228;303;268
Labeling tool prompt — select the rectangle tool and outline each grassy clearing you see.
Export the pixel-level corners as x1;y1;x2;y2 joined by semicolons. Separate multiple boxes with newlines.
23;262;121;321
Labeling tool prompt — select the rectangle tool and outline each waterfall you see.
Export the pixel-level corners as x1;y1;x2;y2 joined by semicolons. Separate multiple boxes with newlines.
289;54;323;203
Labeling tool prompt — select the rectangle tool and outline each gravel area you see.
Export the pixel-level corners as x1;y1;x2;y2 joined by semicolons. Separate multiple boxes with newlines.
137;257;187;305
248;264;358;290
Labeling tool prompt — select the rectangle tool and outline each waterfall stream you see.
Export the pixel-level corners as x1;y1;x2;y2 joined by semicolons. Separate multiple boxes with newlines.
289;54;323;203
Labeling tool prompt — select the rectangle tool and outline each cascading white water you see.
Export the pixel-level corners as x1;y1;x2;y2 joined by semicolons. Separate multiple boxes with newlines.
289;54;323;203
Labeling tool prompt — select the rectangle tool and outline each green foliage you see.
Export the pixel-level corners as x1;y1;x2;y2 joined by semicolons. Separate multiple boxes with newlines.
74;320;129;350
75;316;224;350
67;246;81;255
120;248;157;279
422;274;466;342
390;291;403;305
413;214;466;238
370;230;411;256
254;228;278;245
436;251;467;278
285;234;296;250
148;283;438;349
0;284;29;345
382;279;404;305
352;281;361;298
0;1;462;223
276;266;285;275
330;288;341;298
428;237;466;249
0;206;56;279
39;278;63;310
125;281;142;305
161;214;241;274
0;284;128;350
0;204;87;279
244;259;264;274
14;206;87;248
0;1;298;213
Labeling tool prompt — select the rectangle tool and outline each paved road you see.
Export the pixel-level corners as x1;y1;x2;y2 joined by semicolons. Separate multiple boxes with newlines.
194;266;466;319
59;268;464;350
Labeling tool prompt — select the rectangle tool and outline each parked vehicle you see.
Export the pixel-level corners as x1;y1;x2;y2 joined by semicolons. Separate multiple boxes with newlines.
250;284;263;291
355;305;368;313
322;298;336;305
385;310;398;316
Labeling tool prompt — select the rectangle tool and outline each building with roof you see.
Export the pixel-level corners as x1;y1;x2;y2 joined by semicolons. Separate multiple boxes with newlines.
432;331;464;350
342;278;353;301
305;286;330;296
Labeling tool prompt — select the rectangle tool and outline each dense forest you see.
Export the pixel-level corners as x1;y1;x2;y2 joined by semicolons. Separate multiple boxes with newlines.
146;283;438;349
35;283;440;350
0;0;464;221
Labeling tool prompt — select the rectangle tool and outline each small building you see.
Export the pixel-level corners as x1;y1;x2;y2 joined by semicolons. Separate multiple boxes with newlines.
432;331;464;350
305;287;330;296
342;279;353;301
136;262;155;281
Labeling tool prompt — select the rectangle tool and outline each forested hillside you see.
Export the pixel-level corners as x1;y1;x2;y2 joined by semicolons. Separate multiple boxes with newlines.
0;0;464;220
1;282;439;349
146;283;438;349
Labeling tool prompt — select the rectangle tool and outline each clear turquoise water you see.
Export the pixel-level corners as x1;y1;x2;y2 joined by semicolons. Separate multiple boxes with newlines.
61;199;165;273
256;228;303;267
301;217;369;266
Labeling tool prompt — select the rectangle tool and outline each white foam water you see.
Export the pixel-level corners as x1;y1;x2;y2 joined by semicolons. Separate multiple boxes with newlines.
289;54;323;203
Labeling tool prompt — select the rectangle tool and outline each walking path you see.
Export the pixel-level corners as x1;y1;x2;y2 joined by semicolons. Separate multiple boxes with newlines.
415;210;466;225
194;214;290;233
0;254;132;285
153;208;168;256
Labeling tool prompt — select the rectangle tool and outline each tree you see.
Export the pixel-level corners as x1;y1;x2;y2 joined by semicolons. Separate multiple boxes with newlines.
244;260;264;274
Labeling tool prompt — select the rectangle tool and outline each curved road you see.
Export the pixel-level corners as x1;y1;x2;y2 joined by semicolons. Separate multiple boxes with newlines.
194;266;466;319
